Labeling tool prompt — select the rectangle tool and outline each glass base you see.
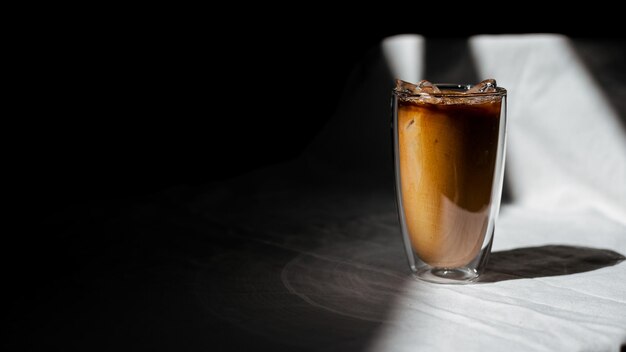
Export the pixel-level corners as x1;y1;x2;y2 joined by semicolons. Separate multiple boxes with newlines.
413;266;480;284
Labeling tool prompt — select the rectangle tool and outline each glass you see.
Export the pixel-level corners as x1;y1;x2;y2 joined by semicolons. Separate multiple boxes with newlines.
392;82;507;284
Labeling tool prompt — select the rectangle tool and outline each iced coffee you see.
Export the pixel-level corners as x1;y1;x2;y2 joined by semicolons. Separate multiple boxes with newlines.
394;79;506;275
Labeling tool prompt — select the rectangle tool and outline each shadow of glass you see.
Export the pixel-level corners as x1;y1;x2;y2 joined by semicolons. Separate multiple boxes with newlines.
479;245;625;283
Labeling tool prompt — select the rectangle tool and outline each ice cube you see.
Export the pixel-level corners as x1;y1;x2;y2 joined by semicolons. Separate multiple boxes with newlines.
395;79;441;94
415;79;441;94
467;79;497;93
395;79;420;94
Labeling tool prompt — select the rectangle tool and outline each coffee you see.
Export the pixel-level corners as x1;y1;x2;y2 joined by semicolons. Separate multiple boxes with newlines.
397;93;502;268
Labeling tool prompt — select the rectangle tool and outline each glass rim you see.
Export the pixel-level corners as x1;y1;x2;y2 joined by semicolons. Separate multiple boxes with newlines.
394;83;507;98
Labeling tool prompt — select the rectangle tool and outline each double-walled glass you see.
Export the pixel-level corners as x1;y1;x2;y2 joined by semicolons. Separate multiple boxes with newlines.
392;84;507;283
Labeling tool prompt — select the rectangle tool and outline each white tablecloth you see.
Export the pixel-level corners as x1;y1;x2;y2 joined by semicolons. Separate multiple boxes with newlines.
203;34;626;351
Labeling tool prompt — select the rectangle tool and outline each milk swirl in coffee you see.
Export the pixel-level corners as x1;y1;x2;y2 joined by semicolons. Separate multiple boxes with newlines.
395;79;503;268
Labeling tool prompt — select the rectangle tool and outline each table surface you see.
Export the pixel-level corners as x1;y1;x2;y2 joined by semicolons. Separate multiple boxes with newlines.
9;169;626;351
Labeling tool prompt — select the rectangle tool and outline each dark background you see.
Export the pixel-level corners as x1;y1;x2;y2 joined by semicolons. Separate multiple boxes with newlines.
23;26;619;210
